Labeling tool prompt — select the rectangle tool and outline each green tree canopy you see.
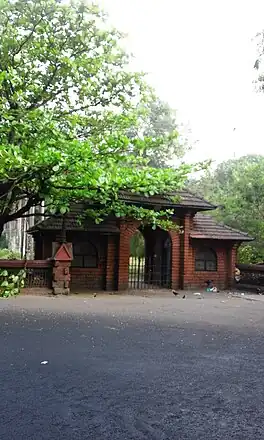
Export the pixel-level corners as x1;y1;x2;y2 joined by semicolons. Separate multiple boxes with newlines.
0;0;198;236
128;97;190;168
189;155;264;263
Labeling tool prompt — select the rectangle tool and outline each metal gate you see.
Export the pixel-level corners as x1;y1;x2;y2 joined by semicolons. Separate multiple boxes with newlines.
129;256;171;289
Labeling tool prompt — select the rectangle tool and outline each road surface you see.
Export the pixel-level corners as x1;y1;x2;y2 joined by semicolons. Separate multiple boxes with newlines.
1;294;264;439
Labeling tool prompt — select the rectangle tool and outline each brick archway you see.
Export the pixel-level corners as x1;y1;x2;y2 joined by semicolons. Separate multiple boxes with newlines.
128;225;172;290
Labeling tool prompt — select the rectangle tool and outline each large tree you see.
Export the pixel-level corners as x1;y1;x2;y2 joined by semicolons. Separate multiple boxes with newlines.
128;97;190;168
189;155;264;263
0;0;197;237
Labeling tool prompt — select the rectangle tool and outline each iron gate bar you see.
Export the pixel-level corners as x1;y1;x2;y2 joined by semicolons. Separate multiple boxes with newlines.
129;256;171;290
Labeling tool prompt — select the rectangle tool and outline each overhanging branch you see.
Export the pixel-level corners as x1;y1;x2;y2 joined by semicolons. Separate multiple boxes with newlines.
5;197;39;223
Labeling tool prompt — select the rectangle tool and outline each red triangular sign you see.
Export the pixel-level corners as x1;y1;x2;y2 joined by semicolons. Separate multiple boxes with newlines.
54;243;72;261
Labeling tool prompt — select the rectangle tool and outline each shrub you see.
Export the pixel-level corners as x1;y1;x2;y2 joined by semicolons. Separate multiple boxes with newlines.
0;269;26;298
0;248;20;260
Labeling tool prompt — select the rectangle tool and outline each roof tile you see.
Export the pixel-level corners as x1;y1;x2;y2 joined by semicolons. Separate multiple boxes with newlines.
191;213;253;241
28;217;119;234
119;190;216;210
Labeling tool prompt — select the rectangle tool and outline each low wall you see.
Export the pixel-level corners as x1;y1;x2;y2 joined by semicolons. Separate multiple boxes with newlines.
0;260;53;291
237;263;264;292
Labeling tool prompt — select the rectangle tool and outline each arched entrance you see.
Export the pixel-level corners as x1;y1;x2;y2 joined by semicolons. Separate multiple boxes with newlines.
129;227;172;289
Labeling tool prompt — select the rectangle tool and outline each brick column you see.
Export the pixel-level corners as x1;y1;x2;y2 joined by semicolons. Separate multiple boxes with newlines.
118;221;139;291
169;230;180;289
227;244;238;288
182;214;194;289
105;235;118;291
52;242;72;295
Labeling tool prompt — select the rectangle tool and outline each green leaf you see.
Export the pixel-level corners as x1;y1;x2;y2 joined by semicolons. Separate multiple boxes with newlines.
0;0;201;235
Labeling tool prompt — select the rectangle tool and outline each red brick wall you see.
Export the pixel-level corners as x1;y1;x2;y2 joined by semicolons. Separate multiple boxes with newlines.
70;267;104;290
169;229;180;289
182;214;193;288
184;240;235;290
227;245;237;287
70;234;107;291
106;235;118;291
32;216;239;293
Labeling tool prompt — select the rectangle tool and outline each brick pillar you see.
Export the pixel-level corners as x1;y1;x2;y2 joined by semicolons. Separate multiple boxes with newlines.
118;221;139;291
182;214;193;289
227;244;238;288
169;230;180;289
52;242;72;295
106;235;117;291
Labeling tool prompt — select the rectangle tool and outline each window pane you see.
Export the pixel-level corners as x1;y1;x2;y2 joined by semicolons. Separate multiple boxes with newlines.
196;250;215;260
205;260;216;271
72;256;83;267
81;242;96;255
73;241;97;256
195;247;217;272
195;260;205;271
73;243;82;255
83;255;97;268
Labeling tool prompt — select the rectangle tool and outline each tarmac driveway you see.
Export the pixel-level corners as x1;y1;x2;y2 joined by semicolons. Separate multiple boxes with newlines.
1;294;264;439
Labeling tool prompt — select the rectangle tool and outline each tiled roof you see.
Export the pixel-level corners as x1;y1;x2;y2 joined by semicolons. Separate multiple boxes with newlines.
28;217;119;234
28;191;217;233
191;213;254;241
119;190;216;210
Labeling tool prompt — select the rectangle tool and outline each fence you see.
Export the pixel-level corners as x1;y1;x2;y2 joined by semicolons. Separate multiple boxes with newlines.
0;260;53;290
236;263;264;293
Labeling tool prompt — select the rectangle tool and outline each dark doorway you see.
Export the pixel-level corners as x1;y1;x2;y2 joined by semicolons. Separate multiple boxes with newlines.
129;227;172;289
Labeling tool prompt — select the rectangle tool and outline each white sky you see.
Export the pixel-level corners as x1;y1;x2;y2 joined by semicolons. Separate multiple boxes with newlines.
99;0;264;164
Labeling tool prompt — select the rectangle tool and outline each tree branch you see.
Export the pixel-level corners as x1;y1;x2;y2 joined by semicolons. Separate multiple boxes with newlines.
62;101;101;115
27;86;66;110
5;197;39;223
12;16;45;61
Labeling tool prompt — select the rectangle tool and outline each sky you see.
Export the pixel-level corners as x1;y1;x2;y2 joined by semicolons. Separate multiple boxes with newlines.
100;0;264;164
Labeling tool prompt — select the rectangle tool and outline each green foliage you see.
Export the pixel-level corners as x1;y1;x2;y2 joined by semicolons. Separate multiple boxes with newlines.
237;245;264;264
0;269;26;297
0;248;20;259
130;231;145;258
0;0;200;232
189;155;264;263
128;97;190;168
0;234;8;249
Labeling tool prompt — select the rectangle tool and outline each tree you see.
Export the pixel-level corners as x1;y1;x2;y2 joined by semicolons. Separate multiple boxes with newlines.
130;231;145;258
0;0;198;237
128;97;190;168
254;30;264;91
189;155;264;263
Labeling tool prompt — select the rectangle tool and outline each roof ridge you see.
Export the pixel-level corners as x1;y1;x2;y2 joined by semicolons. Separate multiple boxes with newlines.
181;189;217;207
119;189;217;210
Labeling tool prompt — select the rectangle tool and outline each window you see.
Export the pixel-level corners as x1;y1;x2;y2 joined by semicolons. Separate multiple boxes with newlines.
72;241;98;268
195;248;217;272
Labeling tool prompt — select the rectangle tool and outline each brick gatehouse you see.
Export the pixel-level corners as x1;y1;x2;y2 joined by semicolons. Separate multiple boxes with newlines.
28;191;252;292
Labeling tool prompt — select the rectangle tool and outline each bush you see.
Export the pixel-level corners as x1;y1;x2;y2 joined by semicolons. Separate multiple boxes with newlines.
238;244;264;264
0;248;20;260
0;269;26;298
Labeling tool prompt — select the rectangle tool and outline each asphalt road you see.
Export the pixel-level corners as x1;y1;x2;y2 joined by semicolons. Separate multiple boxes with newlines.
1;294;264;439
